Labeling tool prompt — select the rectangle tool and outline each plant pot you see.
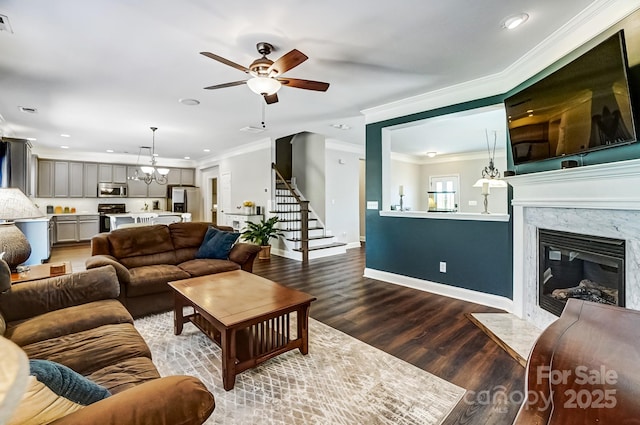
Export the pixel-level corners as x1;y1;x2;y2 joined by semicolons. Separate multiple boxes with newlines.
258;245;271;260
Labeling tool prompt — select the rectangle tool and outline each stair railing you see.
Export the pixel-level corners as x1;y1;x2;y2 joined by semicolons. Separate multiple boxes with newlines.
272;163;309;262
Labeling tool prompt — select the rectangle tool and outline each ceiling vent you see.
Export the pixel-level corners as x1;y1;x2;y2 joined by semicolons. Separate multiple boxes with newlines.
18;106;38;114
239;126;265;133
0;15;13;33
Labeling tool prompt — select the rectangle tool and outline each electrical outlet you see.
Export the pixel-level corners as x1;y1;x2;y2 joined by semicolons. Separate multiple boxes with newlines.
439;261;447;273
468;200;478;206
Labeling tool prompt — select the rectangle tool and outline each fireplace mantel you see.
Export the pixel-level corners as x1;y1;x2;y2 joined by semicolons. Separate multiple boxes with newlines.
506;158;640;210
508;158;640;328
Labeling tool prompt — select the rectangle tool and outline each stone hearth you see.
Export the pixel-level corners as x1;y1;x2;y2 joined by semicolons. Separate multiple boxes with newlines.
508;158;640;329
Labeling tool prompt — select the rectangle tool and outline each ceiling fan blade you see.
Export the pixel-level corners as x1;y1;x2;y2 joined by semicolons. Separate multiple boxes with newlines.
203;80;247;90
264;93;279;104
277;78;330;92
267;49;308;76
200;52;250;73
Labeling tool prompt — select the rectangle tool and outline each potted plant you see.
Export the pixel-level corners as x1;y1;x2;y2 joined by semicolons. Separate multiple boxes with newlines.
241;216;283;259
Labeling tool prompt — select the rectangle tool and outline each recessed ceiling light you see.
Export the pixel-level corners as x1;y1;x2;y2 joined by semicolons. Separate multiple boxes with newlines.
106;149;114;153
152;153;159;157
331;123;351;130
426;151;437;158
179;98;200;106
60;134;71;138
203;149;211;152
184;156;190;160
502;13;529;30
60;145;69;149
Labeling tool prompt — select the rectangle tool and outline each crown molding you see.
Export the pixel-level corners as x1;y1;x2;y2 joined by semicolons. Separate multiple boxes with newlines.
362;0;640;124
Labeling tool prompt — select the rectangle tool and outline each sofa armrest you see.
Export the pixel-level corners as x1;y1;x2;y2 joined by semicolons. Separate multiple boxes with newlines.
0;266;120;323
85;255;131;284
229;243;262;272
49;375;215;425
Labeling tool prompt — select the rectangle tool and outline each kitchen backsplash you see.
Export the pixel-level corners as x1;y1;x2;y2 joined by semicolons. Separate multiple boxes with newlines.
33;197;167;214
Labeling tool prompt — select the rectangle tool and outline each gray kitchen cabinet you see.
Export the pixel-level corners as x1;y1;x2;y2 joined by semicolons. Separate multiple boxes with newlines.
84;163;98;197
167;168;181;185
126;166;148;197
37;160;54;197
78;215;100;240
53;161;69;197
69;162;84;197
166;167;195;186
53;214;100;243
148;181;167;198
113;165;127;183
54;216;77;243
98;164;113;182
180;168;195;186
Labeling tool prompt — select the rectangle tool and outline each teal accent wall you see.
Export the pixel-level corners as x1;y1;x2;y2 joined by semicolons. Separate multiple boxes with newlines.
365;96;514;299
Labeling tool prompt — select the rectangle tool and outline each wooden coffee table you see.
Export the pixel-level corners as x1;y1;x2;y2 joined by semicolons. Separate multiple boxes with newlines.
169;270;316;391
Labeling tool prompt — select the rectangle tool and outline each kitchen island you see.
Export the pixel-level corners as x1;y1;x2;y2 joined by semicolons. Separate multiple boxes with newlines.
106;211;184;229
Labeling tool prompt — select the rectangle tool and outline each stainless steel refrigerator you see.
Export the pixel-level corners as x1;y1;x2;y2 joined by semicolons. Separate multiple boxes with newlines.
167;186;201;221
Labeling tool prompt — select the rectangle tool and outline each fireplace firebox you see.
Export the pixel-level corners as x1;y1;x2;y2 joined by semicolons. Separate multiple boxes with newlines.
538;229;625;317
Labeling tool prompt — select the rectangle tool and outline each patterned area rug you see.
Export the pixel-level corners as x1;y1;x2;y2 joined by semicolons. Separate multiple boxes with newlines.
134;312;465;425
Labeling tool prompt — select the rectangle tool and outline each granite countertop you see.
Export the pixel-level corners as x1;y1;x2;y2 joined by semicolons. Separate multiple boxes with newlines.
47;212;100;217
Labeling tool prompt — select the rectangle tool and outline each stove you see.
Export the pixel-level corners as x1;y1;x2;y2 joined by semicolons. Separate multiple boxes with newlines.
98;203;126;232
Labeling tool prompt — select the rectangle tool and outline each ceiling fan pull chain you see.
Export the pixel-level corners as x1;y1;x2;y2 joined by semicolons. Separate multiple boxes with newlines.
261;101;266;128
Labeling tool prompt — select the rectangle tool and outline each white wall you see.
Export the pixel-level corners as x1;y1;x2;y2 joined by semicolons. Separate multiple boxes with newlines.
389;158;421;210
324;148;361;245
292;132;326;222
203;147;272;223
420;154;508;214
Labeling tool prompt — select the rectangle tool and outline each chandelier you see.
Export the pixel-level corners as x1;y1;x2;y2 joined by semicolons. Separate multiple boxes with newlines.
129;126;170;185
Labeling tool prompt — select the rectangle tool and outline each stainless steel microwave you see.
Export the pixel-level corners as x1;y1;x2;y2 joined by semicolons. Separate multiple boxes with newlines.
98;182;128;198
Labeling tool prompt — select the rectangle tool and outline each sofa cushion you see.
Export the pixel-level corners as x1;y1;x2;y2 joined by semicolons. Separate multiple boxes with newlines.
178;259;241;277
4;299;132;347
20;323;151;376
108;225;177;267
169;222;210;250
127;265;190;297
195;229;240;260
86;357;160;395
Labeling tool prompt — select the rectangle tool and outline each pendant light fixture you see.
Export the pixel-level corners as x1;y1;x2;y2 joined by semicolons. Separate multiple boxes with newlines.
129;127;170;185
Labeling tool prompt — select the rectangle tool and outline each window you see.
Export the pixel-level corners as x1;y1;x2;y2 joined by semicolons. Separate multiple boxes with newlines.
429;175;459;211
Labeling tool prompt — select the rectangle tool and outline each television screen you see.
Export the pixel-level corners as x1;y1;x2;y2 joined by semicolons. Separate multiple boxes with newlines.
505;30;637;165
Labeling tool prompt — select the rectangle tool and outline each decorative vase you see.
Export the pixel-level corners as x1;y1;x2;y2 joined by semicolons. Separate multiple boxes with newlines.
243;206;253;215
258;245;271;260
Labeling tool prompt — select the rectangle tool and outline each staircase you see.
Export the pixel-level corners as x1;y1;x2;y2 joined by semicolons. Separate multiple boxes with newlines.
271;163;346;262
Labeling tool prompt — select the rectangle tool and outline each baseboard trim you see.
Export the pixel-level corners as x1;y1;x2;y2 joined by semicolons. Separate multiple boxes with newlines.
363;268;514;312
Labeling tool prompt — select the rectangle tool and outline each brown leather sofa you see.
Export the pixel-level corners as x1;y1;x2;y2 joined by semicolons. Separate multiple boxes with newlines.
86;222;261;318
514;298;640;424
0;265;215;424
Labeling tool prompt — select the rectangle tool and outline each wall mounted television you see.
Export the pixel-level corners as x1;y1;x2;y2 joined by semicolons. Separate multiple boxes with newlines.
505;30;637;165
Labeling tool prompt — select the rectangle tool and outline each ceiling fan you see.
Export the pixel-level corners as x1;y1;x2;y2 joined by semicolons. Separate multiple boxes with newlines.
201;42;329;104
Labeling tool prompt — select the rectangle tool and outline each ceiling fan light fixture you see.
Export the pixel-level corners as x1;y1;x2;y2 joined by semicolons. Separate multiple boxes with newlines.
247;76;282;95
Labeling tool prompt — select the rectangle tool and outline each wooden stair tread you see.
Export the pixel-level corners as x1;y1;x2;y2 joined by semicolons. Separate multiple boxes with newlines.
278;218;317;222
286;235;332;242
293;242;347;252
281;226;324;231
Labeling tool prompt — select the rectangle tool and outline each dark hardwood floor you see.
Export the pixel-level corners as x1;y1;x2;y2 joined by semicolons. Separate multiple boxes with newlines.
52;243;524;424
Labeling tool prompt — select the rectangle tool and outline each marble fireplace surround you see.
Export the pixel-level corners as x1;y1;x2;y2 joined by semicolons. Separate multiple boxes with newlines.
507;158;640;330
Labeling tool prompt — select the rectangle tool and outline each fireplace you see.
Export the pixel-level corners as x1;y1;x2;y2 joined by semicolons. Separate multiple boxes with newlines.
538;229;625;317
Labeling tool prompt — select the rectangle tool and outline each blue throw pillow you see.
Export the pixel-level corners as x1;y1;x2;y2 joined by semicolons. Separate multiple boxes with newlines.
196;229;240;259
29;359;111;405
201;226;219;244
